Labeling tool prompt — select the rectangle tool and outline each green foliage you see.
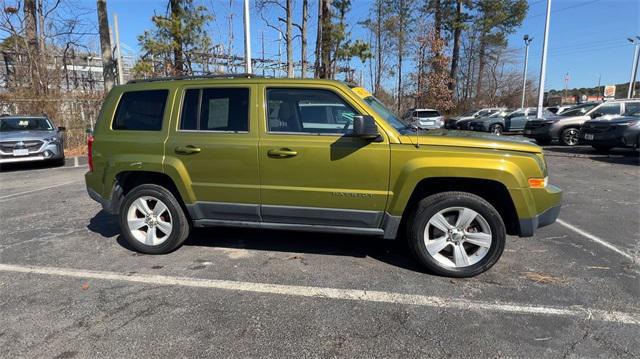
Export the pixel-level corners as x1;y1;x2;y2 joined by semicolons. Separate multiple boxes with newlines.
134;0;213;77
475;0;528;46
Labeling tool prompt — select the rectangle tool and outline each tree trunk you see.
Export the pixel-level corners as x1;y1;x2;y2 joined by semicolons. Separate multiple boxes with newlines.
170;0;184;75
374;0;383;95
475;36;486;105
97;0;116;92
300;0;308;78
313;0;322;78
319;0;332;79
434;0;442;40
449;0;462;92
37;0;45;53
286;0;293;78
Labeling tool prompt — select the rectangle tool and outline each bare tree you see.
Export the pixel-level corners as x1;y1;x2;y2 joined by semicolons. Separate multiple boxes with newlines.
96;0;115;92
257;0;295;78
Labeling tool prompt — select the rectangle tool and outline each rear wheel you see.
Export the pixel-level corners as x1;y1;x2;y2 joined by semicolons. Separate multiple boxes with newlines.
560;127;580;146
489;124;503;135
406;191;506;277
119;184;190;254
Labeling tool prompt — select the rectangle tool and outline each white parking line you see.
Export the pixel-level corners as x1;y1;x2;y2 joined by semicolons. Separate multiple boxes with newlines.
557;219;636;262
0;263;638;325
0;180;81;201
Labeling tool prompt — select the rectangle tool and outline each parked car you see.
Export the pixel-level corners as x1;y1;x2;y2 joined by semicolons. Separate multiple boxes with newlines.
403;108;444;129
545;105;572;115
579;104;640;151
468;108;544;134
467;110;511;134
522;101;623;146
444;108;504;129
0;115;65;165
86;75;561;278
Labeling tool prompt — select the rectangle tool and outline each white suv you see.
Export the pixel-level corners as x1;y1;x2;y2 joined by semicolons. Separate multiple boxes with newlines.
403;108;444;129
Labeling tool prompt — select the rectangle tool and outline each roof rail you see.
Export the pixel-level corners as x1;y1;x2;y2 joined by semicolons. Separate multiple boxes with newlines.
127;73;261;84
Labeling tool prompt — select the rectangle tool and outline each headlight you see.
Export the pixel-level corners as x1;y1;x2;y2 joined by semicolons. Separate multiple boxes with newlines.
44;136;59;143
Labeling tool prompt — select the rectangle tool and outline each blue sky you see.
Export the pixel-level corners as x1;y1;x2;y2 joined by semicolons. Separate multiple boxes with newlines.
84;0;638;91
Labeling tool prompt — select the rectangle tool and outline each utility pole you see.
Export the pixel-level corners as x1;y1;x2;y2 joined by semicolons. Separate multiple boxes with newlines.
563;72;570;104
242;0;252;74
536;0;551;118
597;74;601;101
261;31;265;76
521;35;533;109
627;36;640;98
113;13;124;85
278;32;282;77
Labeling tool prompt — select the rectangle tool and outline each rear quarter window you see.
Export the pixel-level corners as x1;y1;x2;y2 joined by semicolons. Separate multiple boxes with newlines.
112;90;169;131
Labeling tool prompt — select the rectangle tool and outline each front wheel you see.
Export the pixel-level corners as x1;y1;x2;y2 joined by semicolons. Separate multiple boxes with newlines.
406;192;506;277
560;127;580;146
489;124;503;135
119;184;191;254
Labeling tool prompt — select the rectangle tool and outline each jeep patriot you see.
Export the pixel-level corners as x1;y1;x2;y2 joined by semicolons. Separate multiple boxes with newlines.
85;75;562;277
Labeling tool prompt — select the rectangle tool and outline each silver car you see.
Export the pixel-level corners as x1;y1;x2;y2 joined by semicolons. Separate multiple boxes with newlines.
0;115;65;165
403;108;444;130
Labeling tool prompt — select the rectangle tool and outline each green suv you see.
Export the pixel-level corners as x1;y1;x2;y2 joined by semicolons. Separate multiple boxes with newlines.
85;75;562;277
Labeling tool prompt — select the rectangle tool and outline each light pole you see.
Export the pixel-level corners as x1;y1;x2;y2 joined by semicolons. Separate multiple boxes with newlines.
627;36;640;98
536;0;551;118
243;0;252;74
521;35;533;109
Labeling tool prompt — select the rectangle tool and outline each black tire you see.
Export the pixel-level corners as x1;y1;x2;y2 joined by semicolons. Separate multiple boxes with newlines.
406;191;506;278
489;124;503;135
560;127;580;146
52;157;65;167
535;138;552;146
591;145;612;153
118;184;190;254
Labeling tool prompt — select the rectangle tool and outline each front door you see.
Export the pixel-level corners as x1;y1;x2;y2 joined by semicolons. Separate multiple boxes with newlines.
165;84;261;221
258;86;390;228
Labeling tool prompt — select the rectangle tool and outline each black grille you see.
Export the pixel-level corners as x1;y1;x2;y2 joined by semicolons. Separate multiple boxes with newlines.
0;140;43;152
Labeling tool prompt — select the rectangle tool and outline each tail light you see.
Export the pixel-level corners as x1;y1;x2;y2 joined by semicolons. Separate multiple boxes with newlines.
87;135;94;172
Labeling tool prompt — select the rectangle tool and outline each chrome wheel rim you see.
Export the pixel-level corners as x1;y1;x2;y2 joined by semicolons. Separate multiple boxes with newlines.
563;128;579;145
491;125;502;135
423;207;492;268
127;196;173;246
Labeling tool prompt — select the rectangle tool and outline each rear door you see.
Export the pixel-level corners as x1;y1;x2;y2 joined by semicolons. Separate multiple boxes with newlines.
164;83;261;221
257;85;391;228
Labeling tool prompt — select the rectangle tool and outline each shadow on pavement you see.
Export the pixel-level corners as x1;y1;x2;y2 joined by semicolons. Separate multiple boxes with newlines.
86;209;426;273
0;159;64;172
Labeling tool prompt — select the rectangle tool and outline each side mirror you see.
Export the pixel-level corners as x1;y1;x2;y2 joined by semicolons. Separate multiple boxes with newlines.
352;115;380;140
58;126;66;131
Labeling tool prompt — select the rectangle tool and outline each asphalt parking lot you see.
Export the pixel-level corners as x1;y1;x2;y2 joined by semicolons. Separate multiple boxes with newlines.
0;147;638;358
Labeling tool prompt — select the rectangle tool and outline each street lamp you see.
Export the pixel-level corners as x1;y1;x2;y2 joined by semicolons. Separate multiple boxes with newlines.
521;35;533;108
536;0;552;119
627;36;640;98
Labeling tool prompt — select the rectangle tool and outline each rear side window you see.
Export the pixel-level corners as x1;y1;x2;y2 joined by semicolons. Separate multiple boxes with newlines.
180;88;249;132
112;90;168;131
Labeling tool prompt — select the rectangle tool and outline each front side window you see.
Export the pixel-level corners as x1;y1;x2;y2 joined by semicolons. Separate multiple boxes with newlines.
623;102;640;116
0;117;53;132
180;88;249;132
592;103;621;117
267;88;358;134
113;90;168;131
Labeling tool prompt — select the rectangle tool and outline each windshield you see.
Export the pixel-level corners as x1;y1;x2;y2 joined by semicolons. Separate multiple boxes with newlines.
0;117;54;132
560;103;598;117
362;96;409;132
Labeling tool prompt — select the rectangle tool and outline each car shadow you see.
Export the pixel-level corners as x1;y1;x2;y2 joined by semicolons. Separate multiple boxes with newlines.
542;145;639;165
0;159;65;172
86;210;426;273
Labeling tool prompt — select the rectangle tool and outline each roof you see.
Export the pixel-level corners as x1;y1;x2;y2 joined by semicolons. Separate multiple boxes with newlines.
410;108;438;111
125;74;348;87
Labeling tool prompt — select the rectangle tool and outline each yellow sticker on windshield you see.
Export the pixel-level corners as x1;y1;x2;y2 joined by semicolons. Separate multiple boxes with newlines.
351;87;372;99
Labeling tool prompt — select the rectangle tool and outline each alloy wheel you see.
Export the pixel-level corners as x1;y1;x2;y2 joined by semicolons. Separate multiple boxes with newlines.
126;196;173;246
423;207;492;268
491;125;503;135
562;128;580;146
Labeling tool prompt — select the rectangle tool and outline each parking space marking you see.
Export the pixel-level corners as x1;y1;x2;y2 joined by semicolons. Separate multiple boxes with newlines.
557;219;636;262
0;180;81;201
0;263;638;325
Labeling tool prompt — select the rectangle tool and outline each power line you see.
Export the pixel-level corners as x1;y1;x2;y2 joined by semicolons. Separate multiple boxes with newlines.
528;0;602;18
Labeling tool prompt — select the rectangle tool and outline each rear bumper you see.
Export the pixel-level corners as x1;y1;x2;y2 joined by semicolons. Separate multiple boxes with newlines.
519;204;561;237
579;130;627;147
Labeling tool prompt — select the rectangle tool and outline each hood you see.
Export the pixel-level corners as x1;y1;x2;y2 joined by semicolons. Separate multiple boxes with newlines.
398;129;542;153
0;130;56;141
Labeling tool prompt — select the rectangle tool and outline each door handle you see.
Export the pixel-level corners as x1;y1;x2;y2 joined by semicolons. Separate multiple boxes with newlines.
175;145;202;155
267;148;298;158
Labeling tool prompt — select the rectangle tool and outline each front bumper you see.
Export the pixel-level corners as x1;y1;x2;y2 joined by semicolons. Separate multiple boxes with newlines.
579;128;627;148
519;204;561;237
0;142;64;164
523;122;557;140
